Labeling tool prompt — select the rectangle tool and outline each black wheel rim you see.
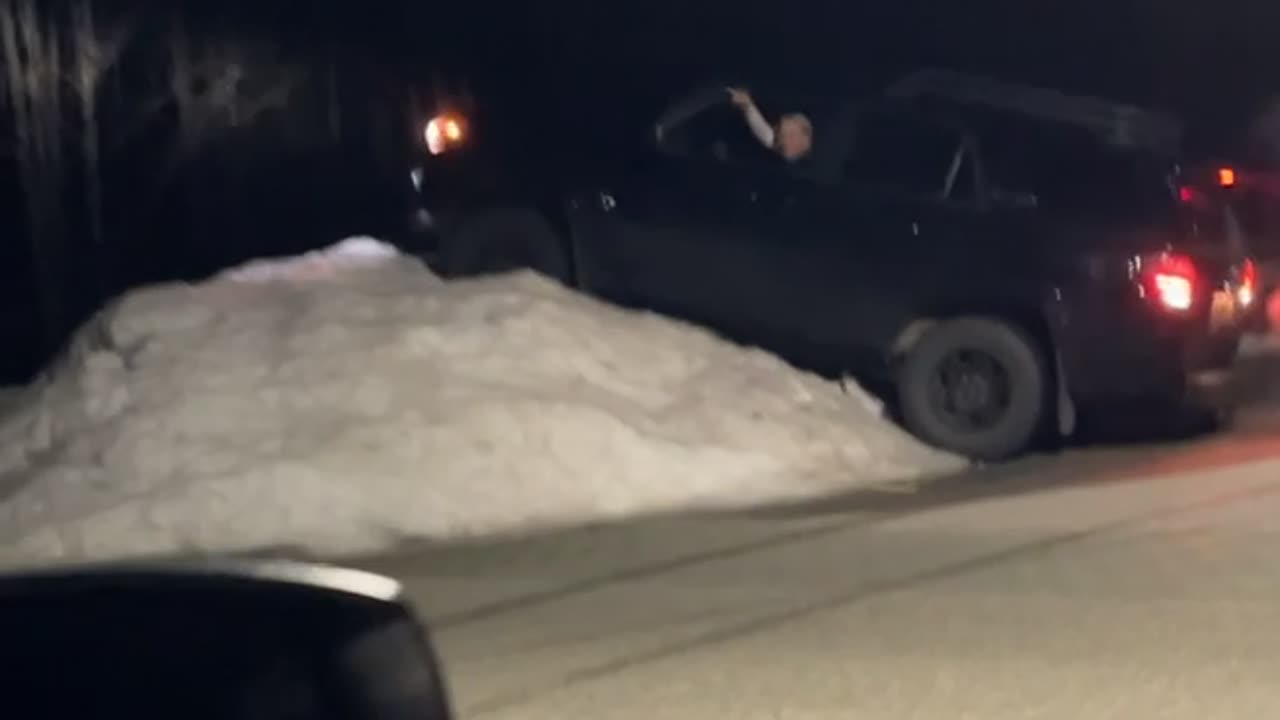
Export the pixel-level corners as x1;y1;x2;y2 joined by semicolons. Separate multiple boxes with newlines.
927;349;1013;433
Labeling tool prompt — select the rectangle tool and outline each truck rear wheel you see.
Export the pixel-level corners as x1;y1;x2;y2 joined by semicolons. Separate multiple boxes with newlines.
897;317;1048;461
442;209;569;281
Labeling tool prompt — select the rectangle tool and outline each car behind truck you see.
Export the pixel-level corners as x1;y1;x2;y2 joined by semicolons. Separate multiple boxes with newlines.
408;72;1256;460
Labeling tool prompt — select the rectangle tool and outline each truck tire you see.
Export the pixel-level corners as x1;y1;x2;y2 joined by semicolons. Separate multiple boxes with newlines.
897;317;1048;461
442;209;569;281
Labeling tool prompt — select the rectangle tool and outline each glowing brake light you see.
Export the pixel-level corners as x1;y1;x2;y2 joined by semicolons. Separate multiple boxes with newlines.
1153;273;1195;311
1238;258;1258;308
1218;167;1237;187
1140;253;1198;312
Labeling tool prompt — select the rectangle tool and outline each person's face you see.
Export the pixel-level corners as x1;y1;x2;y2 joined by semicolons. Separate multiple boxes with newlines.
777;116;813;160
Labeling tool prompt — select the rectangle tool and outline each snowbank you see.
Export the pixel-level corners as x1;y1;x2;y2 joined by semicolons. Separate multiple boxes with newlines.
0;239;962;567
0;387;19;417
1240;332;1280;358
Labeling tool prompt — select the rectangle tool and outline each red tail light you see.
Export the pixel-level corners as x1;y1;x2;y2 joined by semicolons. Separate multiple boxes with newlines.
1140;253;1198;312
1238;257;1258;308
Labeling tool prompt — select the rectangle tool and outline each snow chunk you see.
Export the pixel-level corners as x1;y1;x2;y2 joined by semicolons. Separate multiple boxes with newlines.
0;239;962;567
218;236;401;284
0;387;21;419
1239;333;1280;359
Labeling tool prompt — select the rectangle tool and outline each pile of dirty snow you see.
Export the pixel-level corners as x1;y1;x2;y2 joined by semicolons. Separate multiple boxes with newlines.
1240;332;1280;358
0;387;19;418
0;238;962;567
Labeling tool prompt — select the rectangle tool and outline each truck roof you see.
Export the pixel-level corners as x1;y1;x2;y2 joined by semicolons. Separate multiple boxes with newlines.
886;69;1184;153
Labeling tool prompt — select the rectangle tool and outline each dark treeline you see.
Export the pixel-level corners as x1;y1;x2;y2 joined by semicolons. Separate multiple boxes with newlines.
0;0;427;381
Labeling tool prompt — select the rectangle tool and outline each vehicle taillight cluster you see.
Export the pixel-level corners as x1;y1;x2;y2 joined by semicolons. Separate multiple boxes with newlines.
1139;254;1258;314
1140;253;1198;312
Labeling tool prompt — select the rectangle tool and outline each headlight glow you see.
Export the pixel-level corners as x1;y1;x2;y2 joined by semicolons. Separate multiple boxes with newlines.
424;113;466;155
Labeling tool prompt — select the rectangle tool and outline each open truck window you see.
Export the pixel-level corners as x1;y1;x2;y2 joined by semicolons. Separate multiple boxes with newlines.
657;99;777;171
842;110;976;203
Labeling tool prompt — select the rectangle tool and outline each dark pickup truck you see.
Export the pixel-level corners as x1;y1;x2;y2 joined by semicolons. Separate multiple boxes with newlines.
409;72;1256;460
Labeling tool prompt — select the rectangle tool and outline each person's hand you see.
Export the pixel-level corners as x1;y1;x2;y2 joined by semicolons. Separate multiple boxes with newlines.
728;87;754;109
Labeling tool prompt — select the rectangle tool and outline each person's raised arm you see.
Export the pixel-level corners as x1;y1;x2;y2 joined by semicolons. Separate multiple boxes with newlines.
729;88;775;149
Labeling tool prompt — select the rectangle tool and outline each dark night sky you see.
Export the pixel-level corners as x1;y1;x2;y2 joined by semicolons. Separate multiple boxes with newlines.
167;0;1280;147
399;0;1280;145
118;0;1280;139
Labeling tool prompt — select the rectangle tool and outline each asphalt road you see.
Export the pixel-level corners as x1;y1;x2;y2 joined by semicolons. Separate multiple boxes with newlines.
360;351;1280;719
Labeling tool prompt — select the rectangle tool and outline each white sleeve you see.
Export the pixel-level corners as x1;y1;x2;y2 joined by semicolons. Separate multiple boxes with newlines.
741;103;775;148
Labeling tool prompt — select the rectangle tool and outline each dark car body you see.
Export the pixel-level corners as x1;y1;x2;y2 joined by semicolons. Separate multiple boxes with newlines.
412;73;1254;458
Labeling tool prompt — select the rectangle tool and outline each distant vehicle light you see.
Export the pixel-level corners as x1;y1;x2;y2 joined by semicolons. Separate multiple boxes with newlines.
424;113;467;156
424;120;445;155
1218;167;1236;187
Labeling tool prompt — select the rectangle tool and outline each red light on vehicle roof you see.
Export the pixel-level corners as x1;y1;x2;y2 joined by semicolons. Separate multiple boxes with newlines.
1218;167;1237;187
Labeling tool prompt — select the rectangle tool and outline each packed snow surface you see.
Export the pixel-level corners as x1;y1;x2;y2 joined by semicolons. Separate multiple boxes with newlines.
0;387;19;418
0;238;962;566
